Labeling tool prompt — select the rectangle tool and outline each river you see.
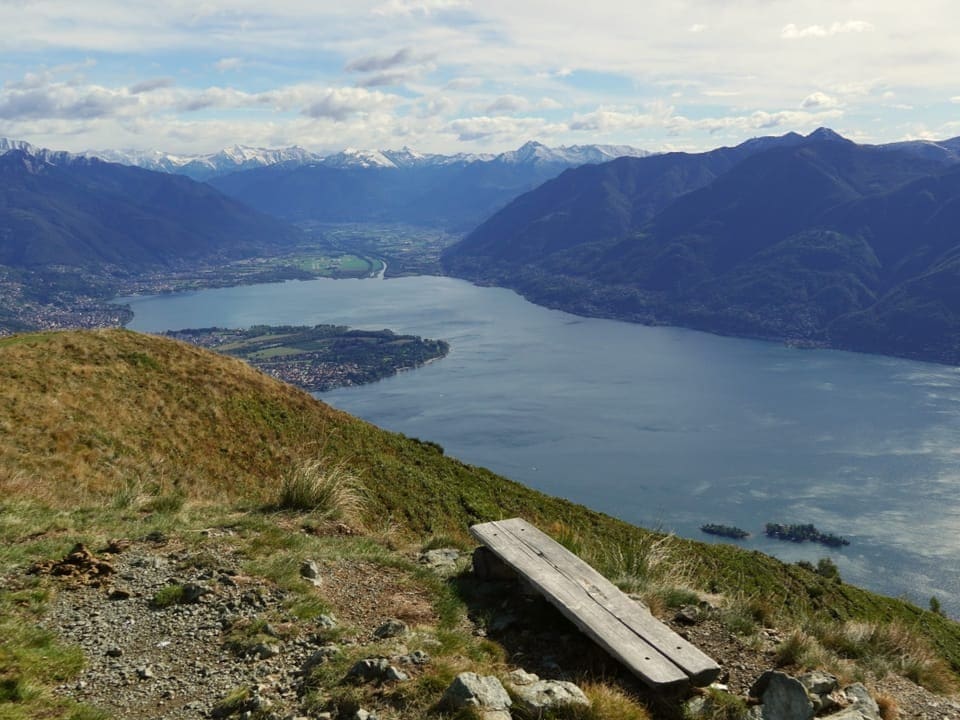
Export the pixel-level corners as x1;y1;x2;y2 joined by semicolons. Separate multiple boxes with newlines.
121;274;960;614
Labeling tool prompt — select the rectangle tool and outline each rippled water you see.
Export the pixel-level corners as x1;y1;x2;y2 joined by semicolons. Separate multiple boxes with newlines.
122;275;960;614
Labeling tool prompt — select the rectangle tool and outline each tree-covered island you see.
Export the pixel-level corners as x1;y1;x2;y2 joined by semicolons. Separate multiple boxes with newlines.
764;522;850;548
700;523;750;540
166;324;449;392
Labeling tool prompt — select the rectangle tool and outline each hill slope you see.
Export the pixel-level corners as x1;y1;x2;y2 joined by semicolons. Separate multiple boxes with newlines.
1;329;957;636
2;328;959;718
443;130;960;364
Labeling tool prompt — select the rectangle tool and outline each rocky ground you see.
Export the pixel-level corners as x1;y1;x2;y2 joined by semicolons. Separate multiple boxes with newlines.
13;535;960;720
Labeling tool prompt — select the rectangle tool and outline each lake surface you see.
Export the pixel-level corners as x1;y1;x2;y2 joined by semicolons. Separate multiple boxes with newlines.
122;276;960;614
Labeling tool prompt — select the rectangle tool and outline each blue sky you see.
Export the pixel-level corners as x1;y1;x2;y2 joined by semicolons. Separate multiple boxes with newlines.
1;0;959;154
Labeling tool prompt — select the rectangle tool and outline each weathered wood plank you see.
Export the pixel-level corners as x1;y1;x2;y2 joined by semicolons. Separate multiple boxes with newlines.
470;518;720;688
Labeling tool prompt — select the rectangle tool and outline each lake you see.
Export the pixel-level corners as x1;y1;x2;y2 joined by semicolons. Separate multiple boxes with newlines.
121;275;960;614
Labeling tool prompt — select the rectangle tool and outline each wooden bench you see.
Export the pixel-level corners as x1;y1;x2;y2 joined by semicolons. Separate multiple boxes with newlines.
470;518;720;689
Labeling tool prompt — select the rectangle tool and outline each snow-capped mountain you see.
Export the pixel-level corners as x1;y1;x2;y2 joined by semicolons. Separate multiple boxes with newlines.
86;145;324;180
317;148;397;169
0;138;74;165
491;140;650;166
1;137;651;179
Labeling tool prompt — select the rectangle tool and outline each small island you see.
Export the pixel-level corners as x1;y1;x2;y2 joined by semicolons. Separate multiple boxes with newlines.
166;325;449;392
764;523;850;548
700;524;750;540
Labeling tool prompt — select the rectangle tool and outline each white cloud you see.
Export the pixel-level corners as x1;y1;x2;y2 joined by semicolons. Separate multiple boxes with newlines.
781;20;875;39
372;0;469;16
569;102;674;132
801;91;840;109
214;57;244;72
346;48;416;73
301;87;397;121
445;77;483;91
1;2;956;154
445;115;560;142
129;77;175;95
0;81;137;120
481;94;530;114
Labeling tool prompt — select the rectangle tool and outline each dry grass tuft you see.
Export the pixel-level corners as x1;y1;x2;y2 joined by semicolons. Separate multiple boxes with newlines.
875;692;900;720
570;682;651;720
276;457;365;523
808;620;957;694
774;629;826;669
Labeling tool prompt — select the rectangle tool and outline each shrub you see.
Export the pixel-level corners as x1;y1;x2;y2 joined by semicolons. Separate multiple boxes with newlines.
685;688;750;720
774;629;823;668
276;457;363;521
151;584;185;608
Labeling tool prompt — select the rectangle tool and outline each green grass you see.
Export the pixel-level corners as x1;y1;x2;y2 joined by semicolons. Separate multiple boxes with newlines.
151;584;186;608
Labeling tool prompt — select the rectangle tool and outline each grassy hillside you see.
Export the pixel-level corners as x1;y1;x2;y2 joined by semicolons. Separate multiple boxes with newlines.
1;329;958;718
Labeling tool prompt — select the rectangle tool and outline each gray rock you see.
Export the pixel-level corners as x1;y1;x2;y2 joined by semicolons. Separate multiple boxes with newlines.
751;671;814;720
373;619;408;639
398;649;430;666
385;666;410;682
442;672;512;720
251;642;280;660
180;583;208;604
302;645;341;673
136;666;155;679
798;671;839;713
798;671;837;696
506;669;589;712
419;548;461;572
316;613;337;629
348;658;391;681
833;683;880;720
299;560;321;586
675;605;701;625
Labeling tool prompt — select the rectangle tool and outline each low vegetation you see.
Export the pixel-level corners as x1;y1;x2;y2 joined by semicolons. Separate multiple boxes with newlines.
0;329;958;719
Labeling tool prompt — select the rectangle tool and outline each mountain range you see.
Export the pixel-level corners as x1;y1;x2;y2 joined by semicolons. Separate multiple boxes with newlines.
0;149;301;273
1;137;651;232
442;129;960;364
1;137;649;180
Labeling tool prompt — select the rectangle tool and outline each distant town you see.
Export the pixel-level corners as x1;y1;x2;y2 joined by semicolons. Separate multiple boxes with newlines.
166;325;450;392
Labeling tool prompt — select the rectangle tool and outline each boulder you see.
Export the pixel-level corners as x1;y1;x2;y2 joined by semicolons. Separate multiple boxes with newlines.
825;684;880;720
441;672;512;720
797;670;841;713
750;671;814;720
300;560;321;586
347;657;409;683
419;548;461;573
373;618;408;639
506;669;590;713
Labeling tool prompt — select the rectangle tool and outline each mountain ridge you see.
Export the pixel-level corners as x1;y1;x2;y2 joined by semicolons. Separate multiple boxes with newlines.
0;137;651;180
0;149;302;272
442;129;960;365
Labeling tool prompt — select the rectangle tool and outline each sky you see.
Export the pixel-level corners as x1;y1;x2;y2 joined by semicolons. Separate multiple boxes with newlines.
1;0;959;156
